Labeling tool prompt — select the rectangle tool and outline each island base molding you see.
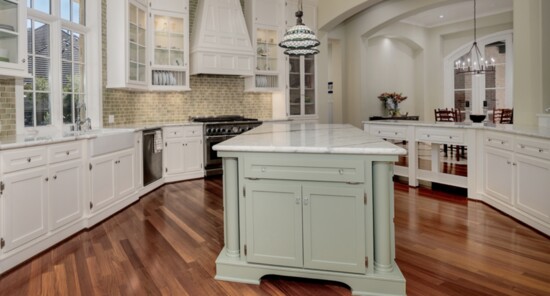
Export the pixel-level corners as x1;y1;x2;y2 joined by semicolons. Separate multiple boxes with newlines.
216;248;406;296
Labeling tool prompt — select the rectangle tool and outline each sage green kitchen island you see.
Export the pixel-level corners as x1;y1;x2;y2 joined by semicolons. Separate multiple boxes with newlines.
213;123;407;295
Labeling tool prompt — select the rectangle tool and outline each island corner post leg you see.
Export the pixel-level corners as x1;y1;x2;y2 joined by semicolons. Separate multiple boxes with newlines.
372;161;394;272
223;157;240;258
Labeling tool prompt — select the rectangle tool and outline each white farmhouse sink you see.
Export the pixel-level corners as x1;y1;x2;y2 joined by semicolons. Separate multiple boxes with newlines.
87;129;135;157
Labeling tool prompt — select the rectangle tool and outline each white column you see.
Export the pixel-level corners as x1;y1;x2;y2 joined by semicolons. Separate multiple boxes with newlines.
407;126;418;187
372;161;393;272
223;157;240;257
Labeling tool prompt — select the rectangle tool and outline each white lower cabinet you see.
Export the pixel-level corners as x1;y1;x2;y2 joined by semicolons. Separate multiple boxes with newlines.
484;147;514;205
244;180;366;274
48;160;83;231
515;154;550;223
163;125;204;179
1;167;48;252
90;148;136;213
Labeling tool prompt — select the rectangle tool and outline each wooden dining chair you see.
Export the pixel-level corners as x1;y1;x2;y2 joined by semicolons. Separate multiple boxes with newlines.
493;108;513;124
434;108;464;160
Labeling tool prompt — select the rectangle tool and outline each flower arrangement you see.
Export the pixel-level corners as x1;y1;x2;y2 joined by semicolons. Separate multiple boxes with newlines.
378;92;407;117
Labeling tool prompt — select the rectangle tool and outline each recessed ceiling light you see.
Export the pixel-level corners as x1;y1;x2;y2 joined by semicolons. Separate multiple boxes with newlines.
439;15;444;18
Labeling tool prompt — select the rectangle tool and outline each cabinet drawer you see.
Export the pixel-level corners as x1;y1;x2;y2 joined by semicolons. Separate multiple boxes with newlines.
485;131;514;150
244;157;364;183
184;125;203;137
515;136;550;160
370;125;407;140
164;126;185;138
48;141;82;164
415;128;464;144
1;146;48;173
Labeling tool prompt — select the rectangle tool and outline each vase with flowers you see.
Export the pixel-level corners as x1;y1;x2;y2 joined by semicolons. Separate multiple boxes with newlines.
378;92;407;117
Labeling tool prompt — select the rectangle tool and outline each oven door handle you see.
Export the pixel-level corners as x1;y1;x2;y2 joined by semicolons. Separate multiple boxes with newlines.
206;135;234;140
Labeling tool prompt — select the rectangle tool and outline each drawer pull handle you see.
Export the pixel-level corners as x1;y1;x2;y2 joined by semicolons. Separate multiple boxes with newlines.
338;169;344;175
347;182;361;185
513;163;517;166
27;157;31;162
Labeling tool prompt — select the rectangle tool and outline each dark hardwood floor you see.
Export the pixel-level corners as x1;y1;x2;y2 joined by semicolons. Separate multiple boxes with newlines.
1;177;550;295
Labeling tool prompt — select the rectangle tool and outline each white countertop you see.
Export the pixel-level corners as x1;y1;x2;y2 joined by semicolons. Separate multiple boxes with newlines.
363;120;550;140
213;122;407;155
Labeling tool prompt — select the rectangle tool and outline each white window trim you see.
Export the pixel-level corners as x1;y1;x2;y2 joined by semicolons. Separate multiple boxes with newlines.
444;30;513;114
16;1;102;134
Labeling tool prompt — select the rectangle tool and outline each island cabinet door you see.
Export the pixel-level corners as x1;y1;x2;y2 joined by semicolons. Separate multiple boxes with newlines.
302;185;366;274
245;182;303;268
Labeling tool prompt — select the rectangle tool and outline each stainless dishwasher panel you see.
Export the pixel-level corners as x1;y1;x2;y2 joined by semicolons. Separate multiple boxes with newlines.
143;129;163;186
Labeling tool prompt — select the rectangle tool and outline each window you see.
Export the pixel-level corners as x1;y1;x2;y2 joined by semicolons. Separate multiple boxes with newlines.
444;31;513;115
24;19;51;127
21;0;98;130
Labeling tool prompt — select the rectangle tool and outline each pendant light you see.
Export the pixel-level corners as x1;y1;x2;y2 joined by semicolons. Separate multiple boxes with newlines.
279;0;320;56
454;0;495;75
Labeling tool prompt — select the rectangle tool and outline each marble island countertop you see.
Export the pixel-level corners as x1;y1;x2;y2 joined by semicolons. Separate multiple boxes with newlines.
363;120;550;140
213;122;407;155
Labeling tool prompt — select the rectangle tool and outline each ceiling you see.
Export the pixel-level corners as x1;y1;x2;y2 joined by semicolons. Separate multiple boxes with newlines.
401;0;513;28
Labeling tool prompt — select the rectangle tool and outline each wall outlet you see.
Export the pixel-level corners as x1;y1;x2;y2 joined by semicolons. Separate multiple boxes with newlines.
108;115;115;124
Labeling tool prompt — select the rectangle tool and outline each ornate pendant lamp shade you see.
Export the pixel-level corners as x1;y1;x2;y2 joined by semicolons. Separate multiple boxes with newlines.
455;0;495;75
279;1;320;56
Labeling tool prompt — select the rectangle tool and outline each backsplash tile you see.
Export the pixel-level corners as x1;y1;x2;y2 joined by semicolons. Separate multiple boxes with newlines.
0;79;16;136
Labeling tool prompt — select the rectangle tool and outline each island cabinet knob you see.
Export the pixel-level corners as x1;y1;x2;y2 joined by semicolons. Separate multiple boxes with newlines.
261;167;266;173
338;169;344;175
539;149;544;153
27;157;31;162
449;136;453;139
66;151;70;155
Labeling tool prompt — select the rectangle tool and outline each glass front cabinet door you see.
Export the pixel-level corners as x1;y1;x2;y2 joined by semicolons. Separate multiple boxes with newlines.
128;2;147;85
150;10;189;91
0;0;28;77
288;55;316;117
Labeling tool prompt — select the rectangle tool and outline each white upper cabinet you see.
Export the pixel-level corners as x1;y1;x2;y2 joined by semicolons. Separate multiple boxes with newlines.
107;0;190;91
244;0;284;92
0;0;28;78
150;0;188;13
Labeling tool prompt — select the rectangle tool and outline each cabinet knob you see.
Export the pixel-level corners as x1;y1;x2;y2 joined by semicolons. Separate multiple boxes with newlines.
303;197;309;206
261;167;266;173
27;157;31;162
66;151;70;155
22;58;26;63
539;149;544;153
53;175;57;180
513;163;517;166
507;161;511;165
449;136;453;139
338;169;344;175
488;138;492;142
295;197;301;205
520;145;525;149
501;141;505;145
45;177;49;182
427;134;430;138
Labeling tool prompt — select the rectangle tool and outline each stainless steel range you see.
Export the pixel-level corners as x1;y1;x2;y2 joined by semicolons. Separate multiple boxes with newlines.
190;115;262;176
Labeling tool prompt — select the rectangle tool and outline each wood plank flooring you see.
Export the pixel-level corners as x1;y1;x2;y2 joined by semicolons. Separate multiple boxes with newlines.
1;177;550;295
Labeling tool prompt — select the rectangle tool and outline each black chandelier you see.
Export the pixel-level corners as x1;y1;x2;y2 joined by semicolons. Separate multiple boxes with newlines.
455;0;495;75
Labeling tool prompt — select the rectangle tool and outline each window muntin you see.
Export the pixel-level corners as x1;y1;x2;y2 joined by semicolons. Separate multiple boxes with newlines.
24;19;51;127
62;29;85;124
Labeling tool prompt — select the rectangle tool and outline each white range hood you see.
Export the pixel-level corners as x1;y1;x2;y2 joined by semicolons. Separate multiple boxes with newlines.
190;0;254;76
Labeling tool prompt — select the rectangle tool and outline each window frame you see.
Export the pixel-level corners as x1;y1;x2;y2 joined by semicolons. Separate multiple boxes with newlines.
16;0;101;133
444;30;513;115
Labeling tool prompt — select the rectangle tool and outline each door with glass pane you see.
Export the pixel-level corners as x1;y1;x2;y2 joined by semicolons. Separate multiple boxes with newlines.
288;55;316;117
0;0;28;77
128;2;147;84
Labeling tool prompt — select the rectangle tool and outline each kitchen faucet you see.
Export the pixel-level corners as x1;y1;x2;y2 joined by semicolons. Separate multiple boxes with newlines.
75;101;91;132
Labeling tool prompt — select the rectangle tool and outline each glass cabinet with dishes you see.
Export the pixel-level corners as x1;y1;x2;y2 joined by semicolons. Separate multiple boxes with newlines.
106;0;189;91
128;2;147;85
243;0;283;92
0;0;28;77
288;55;316;116
150;10;189;91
